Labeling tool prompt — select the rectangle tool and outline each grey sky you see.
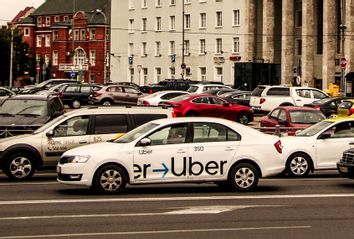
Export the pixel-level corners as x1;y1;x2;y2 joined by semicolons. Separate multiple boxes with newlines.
0;0;45;25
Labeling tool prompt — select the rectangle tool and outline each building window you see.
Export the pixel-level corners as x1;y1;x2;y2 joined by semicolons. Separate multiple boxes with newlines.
215;67;223;82
54;16;60;22
200;13;206;28
296;10;302;27
216;38;223;54
233;37;239;53
296;39;302;55
185;0;191;4
184;40;190;55
169;16;176;30
36;35;42;47
142;18;147;32
170;0;176;5
53;51;58;66
74;48;87;65
63;16;69;22
170;67;175;79
142;0;147;8
156;0;162;7
185;14;191;29
155;41;161;56
233;10;240;26
143;68;148;85
45;34;50;47
199;67;207;81
216;11;223;27
80;29;86;40
129;0;135;9
155;67;162;82
53;30;58;41
37;17;42;27
142;42;147;56
24;28;30;36
200;0;206;2
200;39;206;54
90;50;96;66
45;54;50;66
129;68;134;82
129;43;134;56
156;17;162;31
74;30;79;41
46;17;50;26
169;41;175;55
129;19;134;33
90;29;96;40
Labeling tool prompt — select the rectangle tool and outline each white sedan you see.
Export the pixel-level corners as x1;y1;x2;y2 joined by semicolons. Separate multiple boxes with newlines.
57;117;284;194
137;90;189;106
281;117;354;177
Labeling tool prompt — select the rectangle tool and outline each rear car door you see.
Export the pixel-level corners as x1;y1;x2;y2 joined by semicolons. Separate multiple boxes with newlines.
123;87;142;104
188;122;240;180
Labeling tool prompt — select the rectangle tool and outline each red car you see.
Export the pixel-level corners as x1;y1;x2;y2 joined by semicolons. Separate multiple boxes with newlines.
260;106;326;135
160;94;254;124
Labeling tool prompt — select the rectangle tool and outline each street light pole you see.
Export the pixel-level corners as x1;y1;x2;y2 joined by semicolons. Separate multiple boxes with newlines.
92;9;107;84
9;29;13;87
181;0;185;80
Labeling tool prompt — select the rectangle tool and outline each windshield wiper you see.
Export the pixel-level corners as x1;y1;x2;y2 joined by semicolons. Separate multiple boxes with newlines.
16;113;41;117
0;113;15;117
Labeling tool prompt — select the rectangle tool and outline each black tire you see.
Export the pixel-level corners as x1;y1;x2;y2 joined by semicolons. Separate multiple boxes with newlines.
92;164;127;194
102;99;113;106
228;163;259;191
71;99;81;109
236;112;250;125
3;152;36;180
286;152;311;177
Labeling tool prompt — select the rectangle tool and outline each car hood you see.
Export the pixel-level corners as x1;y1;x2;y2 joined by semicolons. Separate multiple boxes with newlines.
63;142;127;157
0;115;49;127
0;133;34;144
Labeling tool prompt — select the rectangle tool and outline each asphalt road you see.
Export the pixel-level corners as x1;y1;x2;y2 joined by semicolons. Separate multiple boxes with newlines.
1;171;354;239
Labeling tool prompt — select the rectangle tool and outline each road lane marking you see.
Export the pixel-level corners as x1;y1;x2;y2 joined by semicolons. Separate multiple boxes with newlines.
0;205;281;221
0;226;311;239
0;193;354;205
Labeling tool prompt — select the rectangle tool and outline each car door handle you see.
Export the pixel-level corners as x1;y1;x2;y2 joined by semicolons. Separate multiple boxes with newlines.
79;140;88;144
225;147;234;151
177;149;186;154
296;99;302;101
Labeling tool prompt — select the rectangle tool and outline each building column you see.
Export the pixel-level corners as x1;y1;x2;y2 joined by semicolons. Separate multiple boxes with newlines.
262;0;275;63
246;0;256;62
322;0;337;89
301;0;315;87
281;0;295;85
345;0;354;74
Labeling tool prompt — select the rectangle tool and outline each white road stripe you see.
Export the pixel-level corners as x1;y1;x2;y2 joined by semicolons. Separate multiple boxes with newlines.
0;226;311;239
0;193;354;205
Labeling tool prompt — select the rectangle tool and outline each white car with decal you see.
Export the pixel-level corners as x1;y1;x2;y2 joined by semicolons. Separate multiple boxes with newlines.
57;117;284;194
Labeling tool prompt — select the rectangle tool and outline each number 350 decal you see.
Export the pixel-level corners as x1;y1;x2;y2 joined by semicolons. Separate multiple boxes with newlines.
193;146;204;151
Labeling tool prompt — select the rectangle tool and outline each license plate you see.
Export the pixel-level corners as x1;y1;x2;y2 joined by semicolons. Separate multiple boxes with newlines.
339;166;348;173
56;166;61;173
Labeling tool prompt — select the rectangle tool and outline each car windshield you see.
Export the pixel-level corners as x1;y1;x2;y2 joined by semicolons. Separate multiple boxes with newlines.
168;94;191;102
187;86;198;93
0;99;47;116
34;114;68;134
296;121;333;136
289;110;326;124
114;122;159;143
311;98;332;105
36;81;50;88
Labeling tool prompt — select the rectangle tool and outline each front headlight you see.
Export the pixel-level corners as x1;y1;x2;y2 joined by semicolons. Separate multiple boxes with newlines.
69;155;91;163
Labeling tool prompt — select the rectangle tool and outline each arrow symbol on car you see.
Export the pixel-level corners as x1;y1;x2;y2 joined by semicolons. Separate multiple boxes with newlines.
153;163;169;177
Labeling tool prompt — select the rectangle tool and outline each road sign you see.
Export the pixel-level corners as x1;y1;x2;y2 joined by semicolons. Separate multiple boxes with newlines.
181;63;186;69
69;72;76;78
128;56;133;65
229;55;241;61
340;57;347;68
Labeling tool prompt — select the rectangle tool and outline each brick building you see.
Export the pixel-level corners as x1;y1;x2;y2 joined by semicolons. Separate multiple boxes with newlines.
16;0;110;84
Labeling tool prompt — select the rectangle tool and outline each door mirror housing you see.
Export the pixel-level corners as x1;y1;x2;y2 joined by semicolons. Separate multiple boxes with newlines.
46;129;54;137
279;119;289;126
318;132;331;139
139;138;151;146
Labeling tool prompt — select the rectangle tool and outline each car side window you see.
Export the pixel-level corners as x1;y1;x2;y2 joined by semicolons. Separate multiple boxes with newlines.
80;86;91;93
267;87;290;96
296;89;311;98
94;114;128;134
132;114;168;127
269;109;280;119
53;116;89;137
330;122;354;138
192;122;240;142
209;97;225;105
192;97;209;104
124;87;139;94
147;123;188;145
278;110;287;122
312;90;327;99
65;85;80;93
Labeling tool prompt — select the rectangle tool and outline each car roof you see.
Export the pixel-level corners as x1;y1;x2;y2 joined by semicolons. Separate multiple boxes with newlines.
323;116;354;123
150;116;236;125
5;94;57;100
276;106;322;111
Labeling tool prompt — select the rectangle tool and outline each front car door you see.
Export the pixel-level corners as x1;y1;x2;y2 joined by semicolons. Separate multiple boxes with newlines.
133;123;189;182
188;122;240;180
123;87;141;104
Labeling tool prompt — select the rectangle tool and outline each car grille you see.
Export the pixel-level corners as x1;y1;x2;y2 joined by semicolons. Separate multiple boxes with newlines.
341;151;354;164
59;156;74;164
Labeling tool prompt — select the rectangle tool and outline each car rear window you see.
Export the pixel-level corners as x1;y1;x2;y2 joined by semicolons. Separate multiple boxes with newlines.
339;101;354;109
267;87;290;96
94;114;128;134
251;86;266;96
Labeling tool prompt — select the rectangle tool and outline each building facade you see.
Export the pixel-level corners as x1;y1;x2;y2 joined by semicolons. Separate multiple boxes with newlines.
16;0;110;84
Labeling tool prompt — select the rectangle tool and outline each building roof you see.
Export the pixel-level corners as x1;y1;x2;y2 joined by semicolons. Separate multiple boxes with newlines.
8;7;35;27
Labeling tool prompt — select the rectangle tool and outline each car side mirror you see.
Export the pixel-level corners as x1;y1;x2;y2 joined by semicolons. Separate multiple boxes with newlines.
139;138;151;146
318;132;331;139
46;130;54;137
279;119;289;126
52;111;63;118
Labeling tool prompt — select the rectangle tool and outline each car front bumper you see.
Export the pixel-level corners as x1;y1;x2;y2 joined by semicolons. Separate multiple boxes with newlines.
56;163;92;186
337;162;354;179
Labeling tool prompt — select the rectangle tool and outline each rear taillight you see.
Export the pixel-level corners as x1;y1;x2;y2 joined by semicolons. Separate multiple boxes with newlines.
349;108;354;116
58;92;63;98
143;100;150;105
93;91;102;97
274;140;282;154
172;111;177;117
149;89;153;94
260;98;266;104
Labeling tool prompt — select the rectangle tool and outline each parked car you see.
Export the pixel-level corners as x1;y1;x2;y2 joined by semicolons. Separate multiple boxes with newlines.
137;90;190;106
281;117;354;177
19;79;78;94
57;117;284;194
0;95;65;138
250;85;329;112
337;146;354;179
160;94;254;124
35;82;77;96
336;99;354;116
139;79;200;94
304;97;353;117
260;106;326;136
0;106;173;180
187;84;231;94
203;88;237;96
58;83;102;108
219;91;251;107
0;87;15;105
114;82;140;90
89;85;144;105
